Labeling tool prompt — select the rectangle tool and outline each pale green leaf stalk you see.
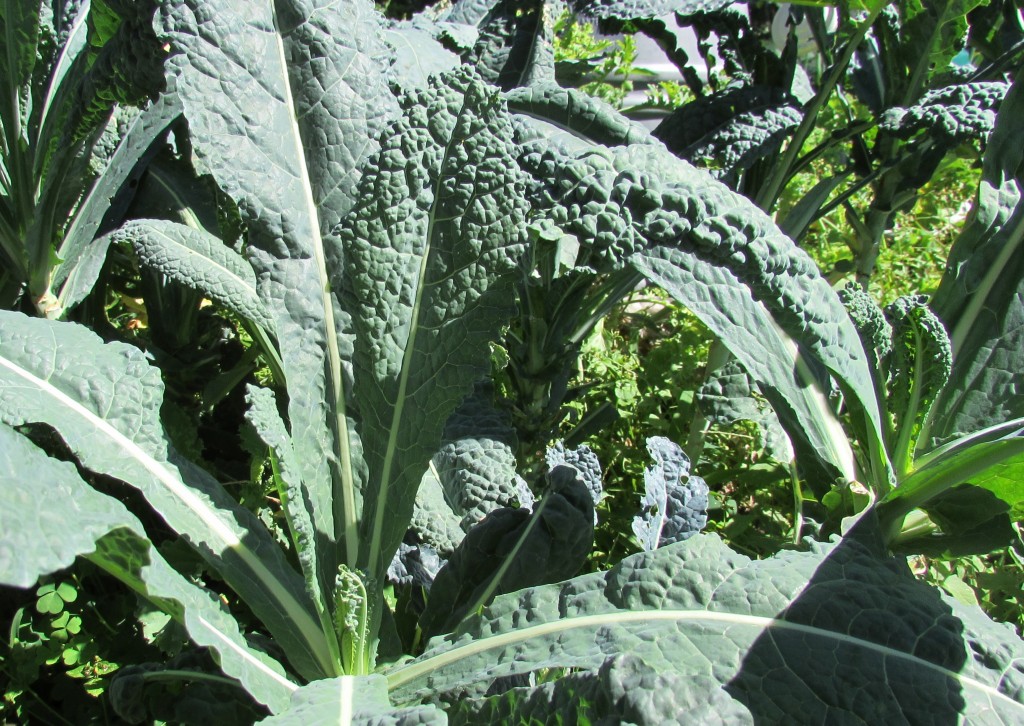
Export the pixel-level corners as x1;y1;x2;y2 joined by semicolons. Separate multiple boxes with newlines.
333;567;372;677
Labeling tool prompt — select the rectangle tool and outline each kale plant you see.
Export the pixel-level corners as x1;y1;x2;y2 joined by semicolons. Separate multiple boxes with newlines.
1;0;1023;722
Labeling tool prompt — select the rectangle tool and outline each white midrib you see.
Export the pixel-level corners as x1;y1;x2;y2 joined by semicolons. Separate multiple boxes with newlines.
270;14;359;567
338;676;354;725
197;616;298;694
386;609;1024;711
0;352;330;672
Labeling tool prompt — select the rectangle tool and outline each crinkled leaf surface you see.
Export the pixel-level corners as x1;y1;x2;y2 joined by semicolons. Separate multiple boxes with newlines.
697;359;792;462
419;466;594;639
384;20;462;91
879;81;1009;145
449;653;751;724
571;0;733;20
464;0;550;90
259;675;444;725
432;391;520;530
0;310;327;680
0;422;295;713
157;0;400;573
244;384;336;660
506;84;655;150
388;531;1024;722
545;441;603;518
409;466;467;557
388;542;446;589
341;68;529;578
928;72;1024;448
521;140;882;488
654;86;802;188
111;219;275;335
632;436;708;549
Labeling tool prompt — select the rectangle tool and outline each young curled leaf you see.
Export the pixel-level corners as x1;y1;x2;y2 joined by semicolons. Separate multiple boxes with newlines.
885;295;952;474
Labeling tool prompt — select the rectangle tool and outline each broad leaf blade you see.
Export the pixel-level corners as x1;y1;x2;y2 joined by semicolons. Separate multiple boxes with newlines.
434;391;520;530
259;675;444;725
570;0;734;20
654;85;803;188
521;141;883;488
341;68;529;579
157;0;400;569
505;84;655;149
927;71;1024;447
632;436;708;550
114;218;274;334
388;532;1024;721
419;466;594;639
0;310;328;680
0;419;126;588
0;421;296;713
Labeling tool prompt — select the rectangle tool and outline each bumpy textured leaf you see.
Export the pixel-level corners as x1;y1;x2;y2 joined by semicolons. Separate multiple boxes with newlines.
259;675;444;725
388;542;446;589
157;0;400;574
545;441;603;519
0;311;328;681
433;391;520;530
632;437;708;549
111;219;275;334
697;360;792;463
341;68;529;578
521;140;882;488
436;0;500;26
838;283;893;372
419;466;595;639
506;84;655;150
384;20;463;90
465;0;549;90
571;0;733;20
654;86;803;188
244;384;336;663
927;72;1024;448
879;82;1009;145
885;295;952;472
449;653;750;724
388;531;1024;722
409;467;467;557
0;423;295;713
